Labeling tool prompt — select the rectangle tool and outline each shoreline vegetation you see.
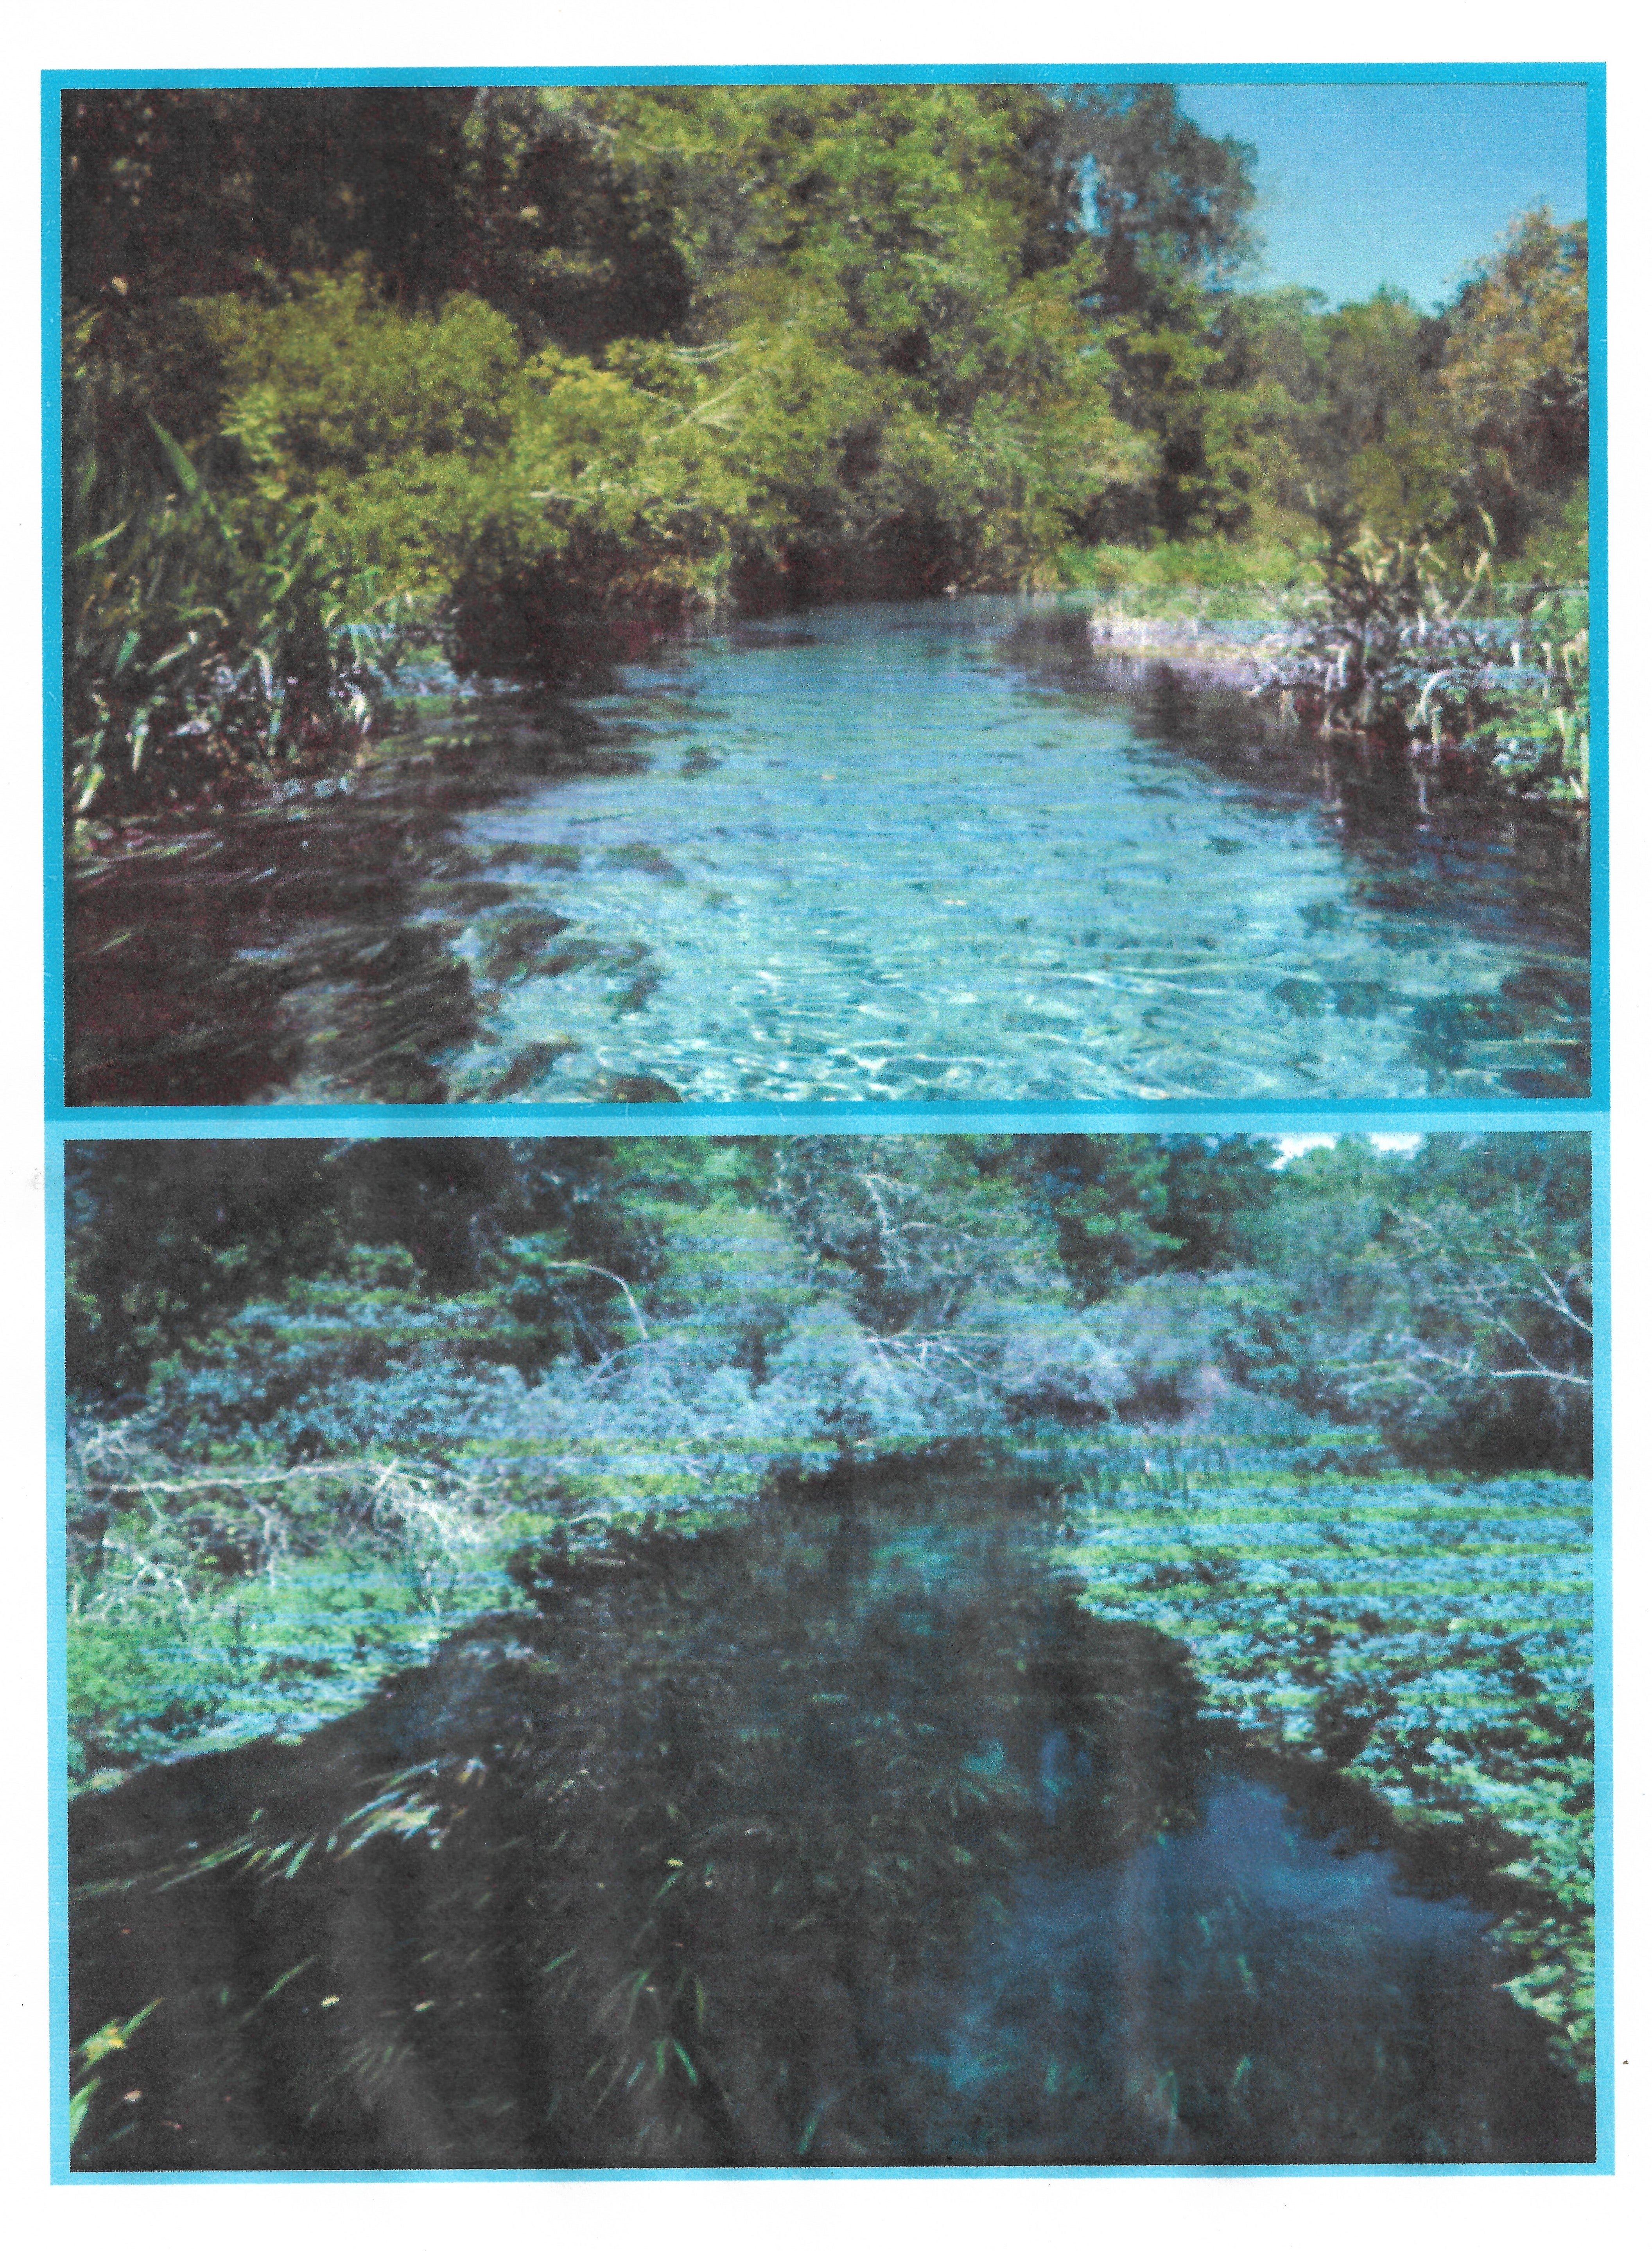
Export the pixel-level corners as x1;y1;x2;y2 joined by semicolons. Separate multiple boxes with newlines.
64;85;1588;827
66;1133;1594;2094
68;1451;1593;2168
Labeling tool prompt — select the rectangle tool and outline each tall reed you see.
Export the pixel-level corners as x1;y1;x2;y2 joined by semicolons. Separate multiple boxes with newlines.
1255;524;1589;806
64;383;412;819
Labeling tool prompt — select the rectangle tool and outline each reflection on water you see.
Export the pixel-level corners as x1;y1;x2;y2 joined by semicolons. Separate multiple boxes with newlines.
69;1466;1590;2169
66;597;1588;1105
892;1775;1588;2165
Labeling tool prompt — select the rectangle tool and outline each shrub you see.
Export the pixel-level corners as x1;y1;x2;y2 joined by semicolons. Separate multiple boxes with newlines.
64;386;405;817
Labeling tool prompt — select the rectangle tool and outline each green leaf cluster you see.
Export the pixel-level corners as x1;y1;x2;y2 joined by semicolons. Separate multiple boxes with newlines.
63;86;1589;806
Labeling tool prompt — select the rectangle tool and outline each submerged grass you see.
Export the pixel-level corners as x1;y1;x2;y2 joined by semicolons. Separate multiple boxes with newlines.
68;1422;1602;2161
66;1451;1593;2170
69;1468;1219;2169
1060;1434;1595;2080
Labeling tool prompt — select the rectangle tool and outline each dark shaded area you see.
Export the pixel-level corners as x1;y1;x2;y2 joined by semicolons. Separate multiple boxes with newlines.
65;691;655;1108
893;1772;1591;2165
70;1458;1590;2170
63;88;691;375
70;1467;1195;2168
448;573;691;685
64;1133;679;1407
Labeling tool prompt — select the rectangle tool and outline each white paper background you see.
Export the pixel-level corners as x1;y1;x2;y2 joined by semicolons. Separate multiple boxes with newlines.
6;7;1645;2244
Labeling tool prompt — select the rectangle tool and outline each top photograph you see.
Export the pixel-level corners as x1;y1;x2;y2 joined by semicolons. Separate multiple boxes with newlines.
52;73;1597;1110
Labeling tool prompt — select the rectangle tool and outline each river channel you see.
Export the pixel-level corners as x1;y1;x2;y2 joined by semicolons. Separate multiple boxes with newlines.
66;598;1589;1106
69;1469;1592;2168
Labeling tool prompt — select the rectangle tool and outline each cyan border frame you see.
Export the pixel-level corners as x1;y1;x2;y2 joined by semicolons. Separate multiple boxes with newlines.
41;59;1607;1122
41;56;1611;2185
45;1109;1611;2184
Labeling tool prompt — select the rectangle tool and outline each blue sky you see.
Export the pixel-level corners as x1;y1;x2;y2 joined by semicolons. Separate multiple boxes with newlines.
1174;83;1588;311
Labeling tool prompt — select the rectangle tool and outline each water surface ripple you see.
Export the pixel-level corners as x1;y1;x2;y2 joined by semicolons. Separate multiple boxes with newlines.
66;597;1589;1105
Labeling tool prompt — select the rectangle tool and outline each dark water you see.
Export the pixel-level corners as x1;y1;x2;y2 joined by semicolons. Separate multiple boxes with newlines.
889;1774;1586;2165
69;1472;1591;2169
66;598;1589;1106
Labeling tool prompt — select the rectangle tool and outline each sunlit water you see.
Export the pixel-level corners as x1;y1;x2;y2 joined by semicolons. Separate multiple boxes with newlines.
66;598;1588;1106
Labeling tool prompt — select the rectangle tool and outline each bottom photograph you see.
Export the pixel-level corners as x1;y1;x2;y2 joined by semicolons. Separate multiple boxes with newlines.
60;1129;1596;2172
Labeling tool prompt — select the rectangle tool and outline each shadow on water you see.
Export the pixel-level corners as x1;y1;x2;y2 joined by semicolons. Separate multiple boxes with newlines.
67;600;1589;1105
65;689;664;1107
69;1454;1590;2170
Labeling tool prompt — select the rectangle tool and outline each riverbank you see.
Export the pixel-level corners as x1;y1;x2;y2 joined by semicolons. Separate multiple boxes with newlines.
1085;593;1591;819
68;1443;1593;2167
64;558;1591;843
61;597;1592;1107
1063;1447;1595;2083
66;1416;1596;2092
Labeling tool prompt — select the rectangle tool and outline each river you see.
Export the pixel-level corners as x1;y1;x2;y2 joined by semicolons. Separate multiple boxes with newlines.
66;598;1589;1106
69;1466;1592;2169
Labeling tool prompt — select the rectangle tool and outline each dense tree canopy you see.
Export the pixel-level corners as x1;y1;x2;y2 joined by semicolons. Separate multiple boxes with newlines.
68;1133;1591;1474
61;84;1589;802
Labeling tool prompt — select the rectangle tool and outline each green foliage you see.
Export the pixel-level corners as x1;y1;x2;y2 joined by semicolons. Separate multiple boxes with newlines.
68;1133;1593;1481
65;1134;1596;2119
1442;209;1588;548
66;1482;1210;2167
62;86;689;353
1007;1134;1177;1300
1071;531;1313;607
63;381;400;815
1256;522;1590;802
68;1606;230;1777
198;274;539;599
70;2002;159;2150
63;86;1588;775
65;1422;515;1782
1066;1450;1594;2078
1211;211;1586;573
769;1136;1065;1334
65;1137;665;1405
1231;212;1589;805
1282;289;1459;547
1257;1135;1592;1467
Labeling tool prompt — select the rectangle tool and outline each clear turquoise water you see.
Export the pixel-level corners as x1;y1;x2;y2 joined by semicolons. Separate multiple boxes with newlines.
445;600;1587;1101
66;596;1589;1105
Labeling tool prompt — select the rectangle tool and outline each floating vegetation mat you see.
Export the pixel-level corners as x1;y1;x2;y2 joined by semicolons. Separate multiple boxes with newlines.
1063;1448;1595;2083
69;1459;1593;2170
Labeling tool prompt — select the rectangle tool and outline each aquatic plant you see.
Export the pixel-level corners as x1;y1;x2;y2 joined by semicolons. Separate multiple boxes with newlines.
1064;1450;1595;2081
1251;526;1589;807
65;1418;515;1781
68;1479;1211;2169
63;386;414;817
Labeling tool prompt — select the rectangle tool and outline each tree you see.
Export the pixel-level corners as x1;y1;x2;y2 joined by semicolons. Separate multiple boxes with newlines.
1264;1135;1591;1467
1046;84;1261;539
1056;84;1258;315
1441;208;1588;555
1152;1136;1278;1269
1007;1134;1174;1301
767;1136;1063;1336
